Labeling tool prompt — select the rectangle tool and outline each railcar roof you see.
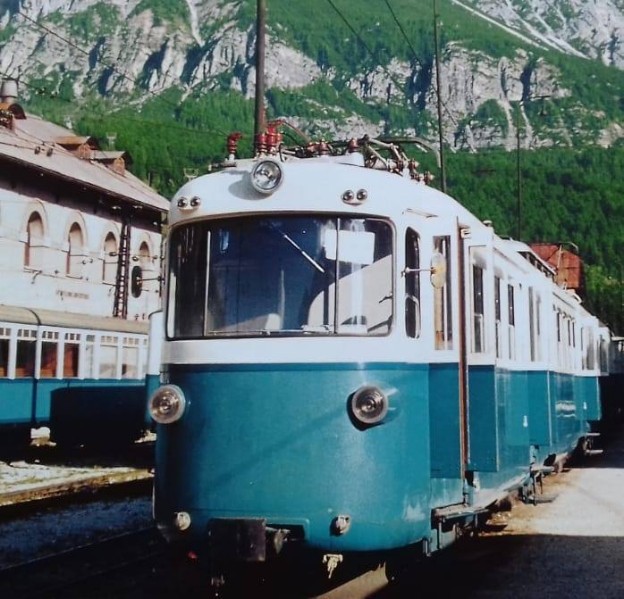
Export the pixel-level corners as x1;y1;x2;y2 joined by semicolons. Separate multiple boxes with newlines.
169;154;486;231
0;304;149;334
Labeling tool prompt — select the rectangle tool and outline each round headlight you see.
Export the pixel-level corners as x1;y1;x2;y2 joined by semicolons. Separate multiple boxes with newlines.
149;385;186;424
250;159;283;194
350;385;388;426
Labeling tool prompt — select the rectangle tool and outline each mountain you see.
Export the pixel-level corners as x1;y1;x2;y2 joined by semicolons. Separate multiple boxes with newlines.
1;0;623;333
1;0;624;157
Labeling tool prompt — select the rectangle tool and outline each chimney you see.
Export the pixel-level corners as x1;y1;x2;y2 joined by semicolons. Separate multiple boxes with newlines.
0;78;18;105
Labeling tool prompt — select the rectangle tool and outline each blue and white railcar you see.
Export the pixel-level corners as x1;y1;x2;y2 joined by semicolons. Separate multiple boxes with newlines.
149;139;602;585
0;304;150;449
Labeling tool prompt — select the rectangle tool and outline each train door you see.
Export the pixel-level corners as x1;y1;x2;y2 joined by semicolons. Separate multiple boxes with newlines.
405;212;467;487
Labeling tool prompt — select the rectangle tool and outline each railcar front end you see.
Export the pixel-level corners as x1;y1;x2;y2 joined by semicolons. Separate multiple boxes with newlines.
150;148;606;588
151;206;437;565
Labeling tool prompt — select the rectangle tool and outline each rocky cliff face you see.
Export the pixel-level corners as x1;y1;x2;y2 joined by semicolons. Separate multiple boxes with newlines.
458;0;624;68
1;0;623;149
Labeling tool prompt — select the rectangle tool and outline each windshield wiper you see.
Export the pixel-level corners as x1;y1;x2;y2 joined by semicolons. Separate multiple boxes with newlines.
267;223;325;273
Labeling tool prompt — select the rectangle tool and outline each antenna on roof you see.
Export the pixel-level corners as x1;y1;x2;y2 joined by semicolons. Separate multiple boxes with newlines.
183;168;198;181
106;132;117;150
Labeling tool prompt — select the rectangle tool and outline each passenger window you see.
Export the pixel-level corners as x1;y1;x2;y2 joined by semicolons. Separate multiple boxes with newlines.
15;331;36;377
122;339;139;379
0;337;8;377
507;284;515;359
405;229;421;339
528;288;541;362
433;236;452;350
83;335;96;378
40;335;58;378
63;333;80;378
472;263;484;353
494;276;502;358
100;336;119;378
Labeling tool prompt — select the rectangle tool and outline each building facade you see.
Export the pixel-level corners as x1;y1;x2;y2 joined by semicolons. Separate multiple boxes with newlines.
0;79;168;321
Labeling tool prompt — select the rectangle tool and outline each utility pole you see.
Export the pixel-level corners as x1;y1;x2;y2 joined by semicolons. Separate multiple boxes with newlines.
516;108;522;240
433;0;447;193
254;0;267;147
516;95;549;241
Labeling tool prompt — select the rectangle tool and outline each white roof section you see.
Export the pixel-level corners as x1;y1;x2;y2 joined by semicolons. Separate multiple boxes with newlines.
169;154;487;229
0;109;169;212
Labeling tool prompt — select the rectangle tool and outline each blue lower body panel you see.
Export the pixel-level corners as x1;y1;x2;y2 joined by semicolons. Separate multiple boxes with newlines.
155;362;433;554
0;377;147;445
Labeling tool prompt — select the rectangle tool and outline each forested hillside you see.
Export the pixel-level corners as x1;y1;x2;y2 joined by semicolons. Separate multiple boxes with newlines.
6;0;623;333
71;102;624;333
445;147;624;335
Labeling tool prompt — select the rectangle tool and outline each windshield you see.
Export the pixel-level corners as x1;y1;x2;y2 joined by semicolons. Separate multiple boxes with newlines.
167;215;393;338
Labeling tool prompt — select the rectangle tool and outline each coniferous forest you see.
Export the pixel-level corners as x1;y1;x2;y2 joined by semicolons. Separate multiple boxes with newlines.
11;0;623;335
72;103;624;335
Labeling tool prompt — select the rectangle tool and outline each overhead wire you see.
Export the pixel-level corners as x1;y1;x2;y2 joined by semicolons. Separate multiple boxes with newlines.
11;11;234;139
0;66;230;136
382;0;458;128
323;0;409;102
11;3;458;153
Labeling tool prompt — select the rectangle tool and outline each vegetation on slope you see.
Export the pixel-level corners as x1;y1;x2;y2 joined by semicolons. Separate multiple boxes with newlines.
10;0;624;332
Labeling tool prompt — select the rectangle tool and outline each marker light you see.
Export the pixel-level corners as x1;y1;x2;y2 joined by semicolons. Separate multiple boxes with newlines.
250;159;284;194
177;196;201;211
149;384;186;424
350;385;389;426
342;188;368;206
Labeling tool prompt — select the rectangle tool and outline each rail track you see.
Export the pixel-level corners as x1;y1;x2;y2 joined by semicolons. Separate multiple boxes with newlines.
0;526;164;598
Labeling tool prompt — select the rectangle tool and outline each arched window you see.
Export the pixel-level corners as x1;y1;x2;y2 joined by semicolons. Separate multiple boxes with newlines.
25;212;44;269
131;241;152;298
66;222;84;276
103;232;118;283
138;241;150;265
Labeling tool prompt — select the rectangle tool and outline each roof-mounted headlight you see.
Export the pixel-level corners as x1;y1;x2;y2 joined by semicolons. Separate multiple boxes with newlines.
349;385;389;427
250;159;283;194
149;384;186;424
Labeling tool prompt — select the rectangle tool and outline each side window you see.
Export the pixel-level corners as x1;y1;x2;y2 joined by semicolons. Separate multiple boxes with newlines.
63;333;80;378
528;287;541;362
433;236;453;350
40;331;58;377
25;211;45;270
15;329;36;377
100;335;119;378
507;283;515;360
405;228;421;339
585;328;595;369
133;241;152;298
66;222;85;277
84;334;97;378
472;263;484;353
600;337;609;374
122;337;140;379
103;232;118;284
494;275;502;358
0;330;9;377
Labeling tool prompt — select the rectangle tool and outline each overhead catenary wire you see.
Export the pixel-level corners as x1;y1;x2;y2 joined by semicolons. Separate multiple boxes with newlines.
8;12;232;139
324;0;410;108
10;2;462;170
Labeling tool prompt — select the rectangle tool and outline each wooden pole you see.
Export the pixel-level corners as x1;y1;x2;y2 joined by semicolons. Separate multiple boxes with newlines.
254;0;267;143
433;0;447;193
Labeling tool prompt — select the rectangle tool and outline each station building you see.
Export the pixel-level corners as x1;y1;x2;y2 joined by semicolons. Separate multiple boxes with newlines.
0;79;169;321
